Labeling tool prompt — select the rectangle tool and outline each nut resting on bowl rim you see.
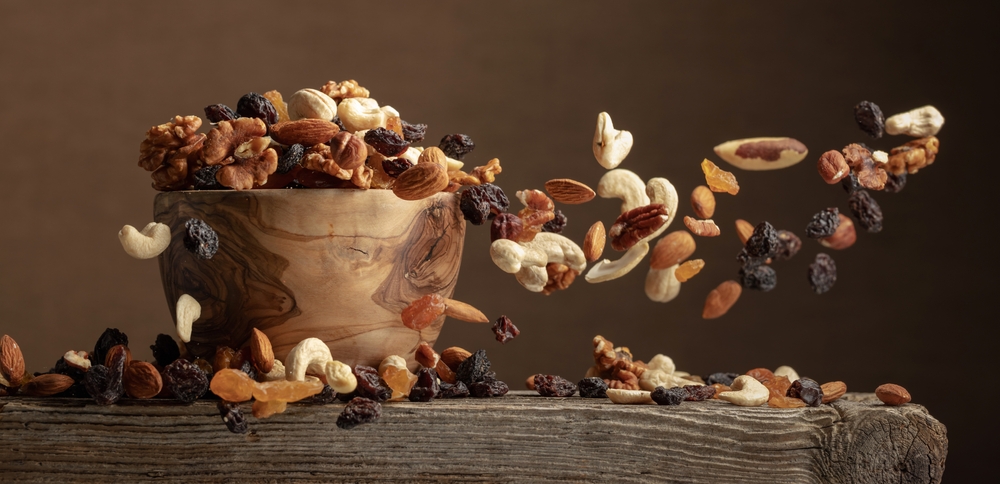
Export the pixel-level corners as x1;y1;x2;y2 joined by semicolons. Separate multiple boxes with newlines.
154;189;466;370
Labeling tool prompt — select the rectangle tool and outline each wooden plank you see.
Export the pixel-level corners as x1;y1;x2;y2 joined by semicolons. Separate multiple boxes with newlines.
0;392;946;483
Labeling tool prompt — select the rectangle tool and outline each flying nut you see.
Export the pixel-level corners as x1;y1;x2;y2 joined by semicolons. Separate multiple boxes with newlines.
21;374;75;397
597;169;649;213
684;217;721;237
650;231;696;269
645;265;681;303
819;214;856;250
119;222;171;259
734;219;754;245
714;137;808;171
643;177;679;243
583;221;606;262
885;105;944;137
703;280;742;319
175;294;201;343
593;112;633;170
691;186;716;219
284;337;333;382
544;178;596;204
325;360;358;394
443;298;489;323
718;375;769;406
585;242;649;283
63;350;91;371
608;204;668;251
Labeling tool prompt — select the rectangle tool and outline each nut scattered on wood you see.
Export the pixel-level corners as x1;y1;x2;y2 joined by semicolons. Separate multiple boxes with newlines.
606;388;653;404
683;216;721;237
443;298;489;323
703;280;742;319
392;162;449;200
1;334;26;387
690;185;716;219
63;350;91;372
650;230;696;269
441;347;472;372
583;221;606;262
875;383;911;406
544;178;596;204
734;219;754;245
251;328;275;374
21;374;75;397
821;381;848;403
123;361;163;399
718;375;769;407
714;137;809;171
819;214;856;250
119;222;171;260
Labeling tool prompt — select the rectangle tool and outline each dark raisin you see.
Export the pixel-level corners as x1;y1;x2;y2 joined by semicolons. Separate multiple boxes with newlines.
337;397;382;429
303;385;338;404
745;221;779;259
706;372;739;386
847;190;883;233
460;184;509;225
92;328;128;370
438;381;470;399
217;401;249;434
683;385;716;401
184;218;219;259
408;368;440;402
150;334;180;367
400;120;427;143
541;209;567;233
468;376;509;398
534;374;577;397
787;378;824;407
492;315;520;344
651;386;688;406
381;158;413;178
805;208;841;239
83;363;125;405
238;359;257;381
353;365;391;402
439;134;475;160
276;144;305;174
842;172;861;193
883;171;907;194
193;165;223;190
364;127;410;157
456;349;492;385
490;213;523;242
736;248;764;271
236;92;278;126
854;101;885;139
774;230;802;261
332;116;346;132
335;391;356;403
204;104;238;123
808;253;837;294
162;359;209;403
739;264;777;292
47;356;86;382
577;377;608;398
285;181;306;189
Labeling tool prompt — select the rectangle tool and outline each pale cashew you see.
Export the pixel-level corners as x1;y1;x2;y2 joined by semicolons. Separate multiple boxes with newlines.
718;375;769;407
284;337;333;382
174;294;200;343
63;350;91;371
446;156;464;172
593;112;633;170
597;169;649;213
492;234;583;292
774;365;800;383
645;354;676;374
380;105;400;119
490;239;530;273
288;88;337;121
259;359;286;382
645;265;681;303
643;177;680;241
325;360;358;394
119;222;170;259
885;105;944;137
520;233;586;273
399;146;422;164
606;388;653;404
639;368;699;391
515;265;548;293
337;97;387;132
585;242;649;283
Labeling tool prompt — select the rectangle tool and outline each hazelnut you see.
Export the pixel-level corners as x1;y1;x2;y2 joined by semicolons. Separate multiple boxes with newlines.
817;150;850;184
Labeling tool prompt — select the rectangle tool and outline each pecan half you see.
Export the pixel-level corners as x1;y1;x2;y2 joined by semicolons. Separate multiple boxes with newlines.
684;216;721;237
608;203;668;251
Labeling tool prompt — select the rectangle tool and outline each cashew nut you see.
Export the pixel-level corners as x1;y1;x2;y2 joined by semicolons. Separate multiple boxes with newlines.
325;360;358;394
718;375;769;407
606;388;653;404
174;294;200;343
258;359;286;382
644;177;680;240
593;112;633;170
885;105;944;137
337;97;387;133
645;264;681;303
380;105;400;119
639;368;699;391
491;234;584;292
288;88;337;121
515;265;549;292
490;239;530;273
284;337;333;382
774;365;800;383
119;222;170;259
645;354;676;375
597;169;649;213
521;233;586;273
585;242;649;283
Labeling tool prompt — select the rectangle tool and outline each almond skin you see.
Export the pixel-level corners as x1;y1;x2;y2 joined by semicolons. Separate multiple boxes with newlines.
392;162;449;200
269;119;340;146
875;383;911;406
702;280;742;319
442;298;489;323
650;231;696;269
251;328;275;374
734;219;754;245
544;178;596;205
21;374;75;397
819;214;856;250
1;334;26;386
690;185;716;219
123;361;163;399
440;347;472;372
684;216;721;237
821;381;847;403
583;221;606;262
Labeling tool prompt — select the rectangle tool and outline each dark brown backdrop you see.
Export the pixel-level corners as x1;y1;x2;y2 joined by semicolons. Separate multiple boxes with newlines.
1;1;995;480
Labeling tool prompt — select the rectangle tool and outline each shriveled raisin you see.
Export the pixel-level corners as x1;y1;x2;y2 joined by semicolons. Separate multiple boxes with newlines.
83;363;125;405
534;374;577;397
578;377;608;398
490;213;523;242
92;328;128;370
854;100;885;139
492;315;520;344
163;359;209;403
236;92;278;125
542;210;567;233
805;208;841;239
400;120;427;143
456;349;492;386
745;221;779;260
276;144;305;174
353;365;391;402
401;294;447;331
739;265;777;291
217;401;249;434
808;253;837;294
381;158;413;178
408;368;440;402
184;218;219;259
238;359;258;381
701;159;740;195
149;334;180;367
774;230;802;261
683;385;716;401
651;386;687;406
842;172;861;193
439;133;475;160
364;127;409;157
460;184;510;225
337;396;382;429
332;116;346;132
204;104;238;123
848;189;884;233
303;384;338;404
213;346;238;374
468;375;508;398
787;378;824;407
438;381;470;398
883;171;907;194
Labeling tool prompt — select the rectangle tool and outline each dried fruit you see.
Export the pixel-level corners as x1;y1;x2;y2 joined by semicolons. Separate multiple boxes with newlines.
842;172;861;194
123;361;163;399
490;213;523;242
183;218;219;259
92;328;128;372
253;378;324;402
337;396;382;429
787;378;823;407
193;165;223;190
702;280;742;319
213;346;238;374
304;385;338;404
544;178;596;205
438;381;470;398
252;399;287;419
854;101;885;139
400;120;427;142
690;185;716;219
805;208;841;239
739;264;777;291
380;356;417;399
381;158;413;178
674;259;705;282
820;214;856;250
460;184;510;225
204;104;238;123
683;385;716;401
276;143;305;174
706;373;739;386
651;386;687;405
84;360;125;406
714;137;809;171
534;374;577;397
149;334;181;368
210;368;257;402
262;90;290;123
468;376;509;398
353;365;392;402
364;127;409;157
492;315;520;343
773;230;802;261
578;377;608;398
217;401;249;434
456;349;492;386
192;358;214;378
162;359;209;403
583;221;606;262
821;381;847;403
876;383;911;406
542;209;567;233
236;92;278;125
401;294;447;331
883;171;907;194
701;159;739;195
848;190;884;233
439;133;475;160
609;204;669;250
769;395;807;408
408;368;440;402
808;253;837;294
817;150;851;184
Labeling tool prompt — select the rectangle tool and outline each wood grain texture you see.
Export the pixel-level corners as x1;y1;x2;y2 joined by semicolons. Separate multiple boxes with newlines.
153;190;466;369
0;392;946;483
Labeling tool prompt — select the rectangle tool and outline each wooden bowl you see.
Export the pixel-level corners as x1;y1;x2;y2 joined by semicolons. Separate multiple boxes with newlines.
153;189;466;369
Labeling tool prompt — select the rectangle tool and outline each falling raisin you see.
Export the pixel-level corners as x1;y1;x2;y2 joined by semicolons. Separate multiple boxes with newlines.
150;334;180;367
883;171;907;194
276;144;305;174
217;401;249;434
774;231;802;261
204;104;238;123
381;158;413;178
364;127;410;157
808;253;837;294
805;208;841;239
92;328;128;370
163;359;209;403
337;397;382;430
439;133;475;160
739;265;777;292
578;377;608;398
460;184;510;225
236;92;278;126
651;386;688;406
408;369;440;402
193;166;223;190
83;363;125;405
353;365;391;402
848;190;884;233
492;315;520;344
490;213;523;242
841;172;861;193
542;210;567;233
683;385;716;401
468;375;509;398
534;374;577;397
184;218;219;259
706;372;739;386
401;120;427;143
456;349;492;386
303;385;338;404
854;101;885;139
745;221;779;259
438;381;470;398
787;378;824;407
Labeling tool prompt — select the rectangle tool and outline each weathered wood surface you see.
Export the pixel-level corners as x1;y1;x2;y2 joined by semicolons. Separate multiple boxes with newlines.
0;392;945;483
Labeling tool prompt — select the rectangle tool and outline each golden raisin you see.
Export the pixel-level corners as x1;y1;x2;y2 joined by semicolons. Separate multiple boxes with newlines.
401;294;447;331
674;259;705;282
252;399;287;419
252;379;324;402
380;365;417;400
262;90;290;123
213;346;238;374
769;395;807;408
385;116;403;137
710;383;730;398
210;368;256;402
701;159;740;195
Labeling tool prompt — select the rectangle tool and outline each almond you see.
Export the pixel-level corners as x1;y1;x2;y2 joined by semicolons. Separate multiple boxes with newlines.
583;221;606;262
269;119;340;146
734;219;754;245
544;178;596;205
690;185;716;219
442;298;489;323
819;214;856;250
251;328;275;374
20;374;74;397
440;346;472;372
821;381;847;403
684;216;721;237
702;280;742;319
875;383;911;406
418;146;448;170
123;361;163;399
1;334;26;386
105;344;132;368
650;230;696;269
392;162;449;200
415;342;440;368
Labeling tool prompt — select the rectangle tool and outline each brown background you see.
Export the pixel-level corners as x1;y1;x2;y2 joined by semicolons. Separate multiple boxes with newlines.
0;1;995;480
